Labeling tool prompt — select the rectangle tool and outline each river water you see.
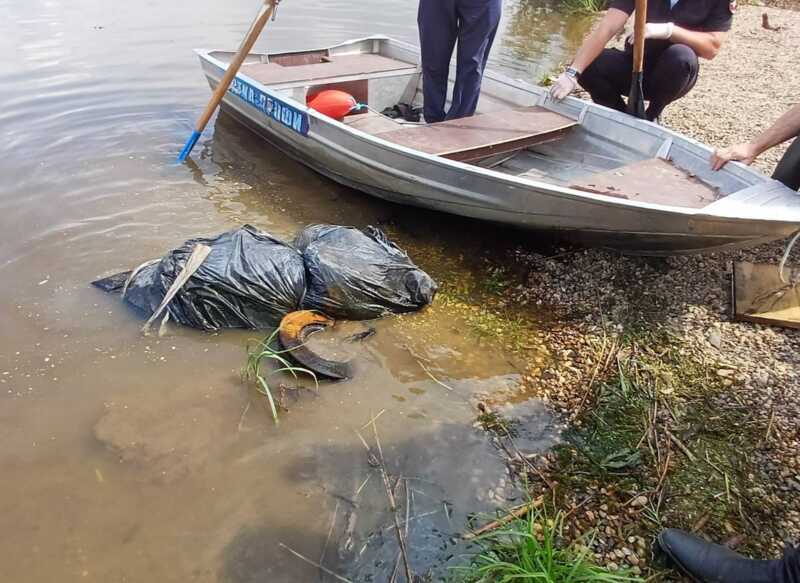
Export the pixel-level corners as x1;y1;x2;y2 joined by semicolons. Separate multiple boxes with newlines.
0;1;591;581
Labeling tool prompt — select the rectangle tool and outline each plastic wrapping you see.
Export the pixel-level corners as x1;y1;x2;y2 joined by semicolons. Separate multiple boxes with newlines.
112;225;307;331
295;224;437;320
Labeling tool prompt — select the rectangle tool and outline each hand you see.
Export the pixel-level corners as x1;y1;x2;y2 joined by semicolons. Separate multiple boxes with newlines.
548;72;578;102
627;22;675;44
645;22;674;39
711;143;760;171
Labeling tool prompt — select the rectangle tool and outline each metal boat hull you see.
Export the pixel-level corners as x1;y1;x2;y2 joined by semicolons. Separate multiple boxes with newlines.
195;38;800;255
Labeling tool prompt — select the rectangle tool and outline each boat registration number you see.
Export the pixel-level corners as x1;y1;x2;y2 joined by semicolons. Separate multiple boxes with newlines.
229;77;309;136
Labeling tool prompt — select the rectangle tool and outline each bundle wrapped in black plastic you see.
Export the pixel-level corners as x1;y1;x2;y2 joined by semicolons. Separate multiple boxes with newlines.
94;225;307;331
93;224;437;330
295;224;438;320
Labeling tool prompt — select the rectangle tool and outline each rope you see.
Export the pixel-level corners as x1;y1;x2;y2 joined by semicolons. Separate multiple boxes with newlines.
778;230;800;284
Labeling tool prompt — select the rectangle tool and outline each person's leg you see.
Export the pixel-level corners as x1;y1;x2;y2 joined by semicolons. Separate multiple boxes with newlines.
779;546;800;583
446;0;502;120
773;137;800;191
643;43;699;121
418;0;458;123
578;48;632;113
658;529;794;583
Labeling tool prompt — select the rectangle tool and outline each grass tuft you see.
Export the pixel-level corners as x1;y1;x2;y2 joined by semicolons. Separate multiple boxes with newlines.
243;327;319;423
561;0;608;13
454;509;642;582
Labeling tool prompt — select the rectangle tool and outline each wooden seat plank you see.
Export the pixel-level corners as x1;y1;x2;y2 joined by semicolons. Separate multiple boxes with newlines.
374;107;576;162
570;158;720;208
343;111;404;134
241;54;417;86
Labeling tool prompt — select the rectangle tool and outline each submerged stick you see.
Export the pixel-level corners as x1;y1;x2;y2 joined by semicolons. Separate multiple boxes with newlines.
319;500;340;575
278;542;353;583
417;360;454;391
370;421;414;582
462;496;545;541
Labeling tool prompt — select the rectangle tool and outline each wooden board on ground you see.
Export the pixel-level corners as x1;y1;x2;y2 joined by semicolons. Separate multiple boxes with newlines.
732;261;800;329
570;158;720;208
241;54;416;87
374;106;576;163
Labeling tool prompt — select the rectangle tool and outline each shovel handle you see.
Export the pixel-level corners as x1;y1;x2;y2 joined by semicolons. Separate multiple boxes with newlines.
632;0;647;74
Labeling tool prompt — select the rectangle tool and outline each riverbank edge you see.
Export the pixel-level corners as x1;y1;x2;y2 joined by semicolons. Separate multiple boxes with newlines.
461;5;800;578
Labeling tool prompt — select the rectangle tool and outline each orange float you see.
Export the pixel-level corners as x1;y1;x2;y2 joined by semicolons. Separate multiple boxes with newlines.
306;90;358;121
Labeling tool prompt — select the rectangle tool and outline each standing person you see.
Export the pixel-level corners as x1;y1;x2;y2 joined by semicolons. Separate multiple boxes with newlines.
418;0;503;124
711;103;800;190
548;0;733;121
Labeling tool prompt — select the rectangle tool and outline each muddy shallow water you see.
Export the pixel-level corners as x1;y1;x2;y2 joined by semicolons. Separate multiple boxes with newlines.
0;1;590;580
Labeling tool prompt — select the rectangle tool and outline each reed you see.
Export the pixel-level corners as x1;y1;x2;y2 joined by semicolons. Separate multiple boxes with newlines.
243;328;319;423
454;509;641;582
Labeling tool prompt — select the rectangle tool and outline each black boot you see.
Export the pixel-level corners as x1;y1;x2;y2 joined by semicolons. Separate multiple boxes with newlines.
657;529;784;583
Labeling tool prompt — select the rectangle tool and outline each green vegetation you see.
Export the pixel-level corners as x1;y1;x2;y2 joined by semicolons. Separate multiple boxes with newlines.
454;509;642;582
549;328;774;558
243;328;318;423
561;0;608;14
477;409;521;438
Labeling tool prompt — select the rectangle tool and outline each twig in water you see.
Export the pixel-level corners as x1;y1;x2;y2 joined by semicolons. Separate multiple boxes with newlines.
359;409;386;431
462;496;544;540
371;421;414;583
278;542;353;583
417;360;453;391
319;500;339;577
237;401;251;432
354;473;372;498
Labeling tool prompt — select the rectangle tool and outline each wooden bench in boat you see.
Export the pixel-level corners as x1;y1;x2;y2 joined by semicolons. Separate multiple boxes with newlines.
373;106;577;163
570;158;720;208
240;54;417;87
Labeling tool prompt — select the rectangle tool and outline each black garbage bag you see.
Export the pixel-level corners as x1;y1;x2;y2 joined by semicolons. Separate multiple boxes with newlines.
94;225;306;331
295;224;437;320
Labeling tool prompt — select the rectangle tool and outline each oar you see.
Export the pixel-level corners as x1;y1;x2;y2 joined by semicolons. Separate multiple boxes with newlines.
626;0;647;119
177;0;278;163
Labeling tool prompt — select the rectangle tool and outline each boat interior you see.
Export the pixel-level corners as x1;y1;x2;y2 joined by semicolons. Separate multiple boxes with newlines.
210;37;752;210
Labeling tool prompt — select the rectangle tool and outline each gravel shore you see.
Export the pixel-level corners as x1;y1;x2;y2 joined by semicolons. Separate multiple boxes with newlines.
507;4;800;568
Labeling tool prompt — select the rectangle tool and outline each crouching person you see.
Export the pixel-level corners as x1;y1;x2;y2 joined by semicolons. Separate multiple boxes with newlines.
549;0;734;122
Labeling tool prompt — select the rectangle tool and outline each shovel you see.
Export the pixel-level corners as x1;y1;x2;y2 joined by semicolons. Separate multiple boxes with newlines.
627;0;647;119
178;0;278;162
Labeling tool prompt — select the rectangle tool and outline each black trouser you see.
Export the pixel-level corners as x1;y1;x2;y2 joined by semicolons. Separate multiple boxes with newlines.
777;546;800;583
418;0;502;123
774;137;800;191
579;42;699;121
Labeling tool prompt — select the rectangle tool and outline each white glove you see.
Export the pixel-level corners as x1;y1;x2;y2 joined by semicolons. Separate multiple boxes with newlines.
548;72;578;102
626;22;675;45
644;22;675;39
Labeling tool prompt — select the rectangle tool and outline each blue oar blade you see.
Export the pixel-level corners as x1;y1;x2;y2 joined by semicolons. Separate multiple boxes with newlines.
177;130;202;163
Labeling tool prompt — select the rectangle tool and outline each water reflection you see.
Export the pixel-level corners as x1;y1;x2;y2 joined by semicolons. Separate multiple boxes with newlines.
498;0;595;79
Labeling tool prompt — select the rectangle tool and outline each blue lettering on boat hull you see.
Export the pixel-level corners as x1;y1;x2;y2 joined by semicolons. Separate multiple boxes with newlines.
228;77;309;136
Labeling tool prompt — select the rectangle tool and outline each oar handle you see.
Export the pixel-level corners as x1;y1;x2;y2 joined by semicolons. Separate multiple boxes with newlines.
632;0;647;74
178;0;277;162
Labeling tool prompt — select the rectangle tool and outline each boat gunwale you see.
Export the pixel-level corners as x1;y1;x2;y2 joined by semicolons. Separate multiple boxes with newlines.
194;38;798;224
